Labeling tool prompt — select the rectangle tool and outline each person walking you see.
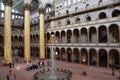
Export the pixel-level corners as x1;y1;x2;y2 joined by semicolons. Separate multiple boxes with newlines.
6;74;10;80
9;70;12;76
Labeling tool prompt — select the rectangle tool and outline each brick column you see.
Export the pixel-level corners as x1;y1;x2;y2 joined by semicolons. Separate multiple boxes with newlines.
3;0;13;65
38;8;46;60
23;3;31;62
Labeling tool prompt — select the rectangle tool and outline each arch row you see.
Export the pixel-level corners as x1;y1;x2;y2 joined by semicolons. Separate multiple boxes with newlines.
46;47;120;69
46;23;120;44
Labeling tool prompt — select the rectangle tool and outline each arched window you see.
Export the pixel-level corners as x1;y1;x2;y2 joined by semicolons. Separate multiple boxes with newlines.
75;7;78;12
58;12;60;16
76;17;80;23
66;20;71;25
112;9;120;17
86;4;89;9
99;12;107;19
66;10;69;15
86;16;91;22
98;0;102;5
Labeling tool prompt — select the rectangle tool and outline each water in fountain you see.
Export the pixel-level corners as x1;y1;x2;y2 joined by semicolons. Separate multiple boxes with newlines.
50;46;56;80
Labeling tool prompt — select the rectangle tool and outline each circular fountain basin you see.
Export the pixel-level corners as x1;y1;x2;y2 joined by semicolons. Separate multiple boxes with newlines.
34;69;72;80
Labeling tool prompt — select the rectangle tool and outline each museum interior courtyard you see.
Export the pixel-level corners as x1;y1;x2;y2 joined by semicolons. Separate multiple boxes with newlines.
0;0;120;80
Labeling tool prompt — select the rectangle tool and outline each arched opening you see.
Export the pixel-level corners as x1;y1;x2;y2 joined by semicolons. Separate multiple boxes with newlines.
45;4;52;13
112;9;120;17
86;16;91;22
36;34;39;43
18;46;24;57
73;29;79;43
75;7;78;12
33;35;36;43
81;48;88;65
61;48;66;61
99;12;107;19
75;17;80;24
109;24;119;43
0;47;3;56
89;27;97;43
14;36;18;42
61;31;66;43
89;49;97;66
19;36;22;42
0;35;3;44
67;48;72;62
81;28;87;43
46;47;51;59
66;19;71;25
56;31;60;43
98;26;107;43
66;10;69;15
73;48;79;63
55;48;60;60
51;32;55;44
109;49;119;69
99;49;107;67
67;30;72;43
47;33;50;43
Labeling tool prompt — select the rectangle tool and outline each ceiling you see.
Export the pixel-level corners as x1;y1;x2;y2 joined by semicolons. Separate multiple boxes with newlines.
0;0;54;13
12;0;39;13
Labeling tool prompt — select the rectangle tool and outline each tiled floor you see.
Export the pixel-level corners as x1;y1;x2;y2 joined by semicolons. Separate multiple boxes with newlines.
0;56;120;80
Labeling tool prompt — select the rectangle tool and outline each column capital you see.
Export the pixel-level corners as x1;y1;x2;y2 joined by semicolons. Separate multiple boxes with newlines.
50;11;55;17
3;0;13;6
23;3;32;10
38;7;46;14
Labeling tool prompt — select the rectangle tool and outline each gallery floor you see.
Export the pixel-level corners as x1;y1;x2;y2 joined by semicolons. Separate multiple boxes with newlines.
0;56;120;80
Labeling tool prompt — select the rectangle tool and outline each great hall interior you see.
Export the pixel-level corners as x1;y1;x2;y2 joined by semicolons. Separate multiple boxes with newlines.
0;0;120;80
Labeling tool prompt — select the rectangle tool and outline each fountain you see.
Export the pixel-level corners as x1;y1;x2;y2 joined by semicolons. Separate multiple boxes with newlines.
34;46;72;80
50;46;56;79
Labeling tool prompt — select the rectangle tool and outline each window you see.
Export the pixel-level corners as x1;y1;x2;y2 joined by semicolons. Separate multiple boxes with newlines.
73;0;76;3
12;15;15;19
86;16;91;22
99;12;107;19
66;10;69;15
64;1;67;6
1;3;4;10
68;0;71;5
1;13;4;18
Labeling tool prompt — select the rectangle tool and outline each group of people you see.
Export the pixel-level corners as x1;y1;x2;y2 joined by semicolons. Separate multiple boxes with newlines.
26;60;45;71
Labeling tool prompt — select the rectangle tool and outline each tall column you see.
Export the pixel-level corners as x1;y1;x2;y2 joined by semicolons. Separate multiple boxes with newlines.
23;3;31;61
38;8;45;59
50;11;55;28
3;0;13;65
